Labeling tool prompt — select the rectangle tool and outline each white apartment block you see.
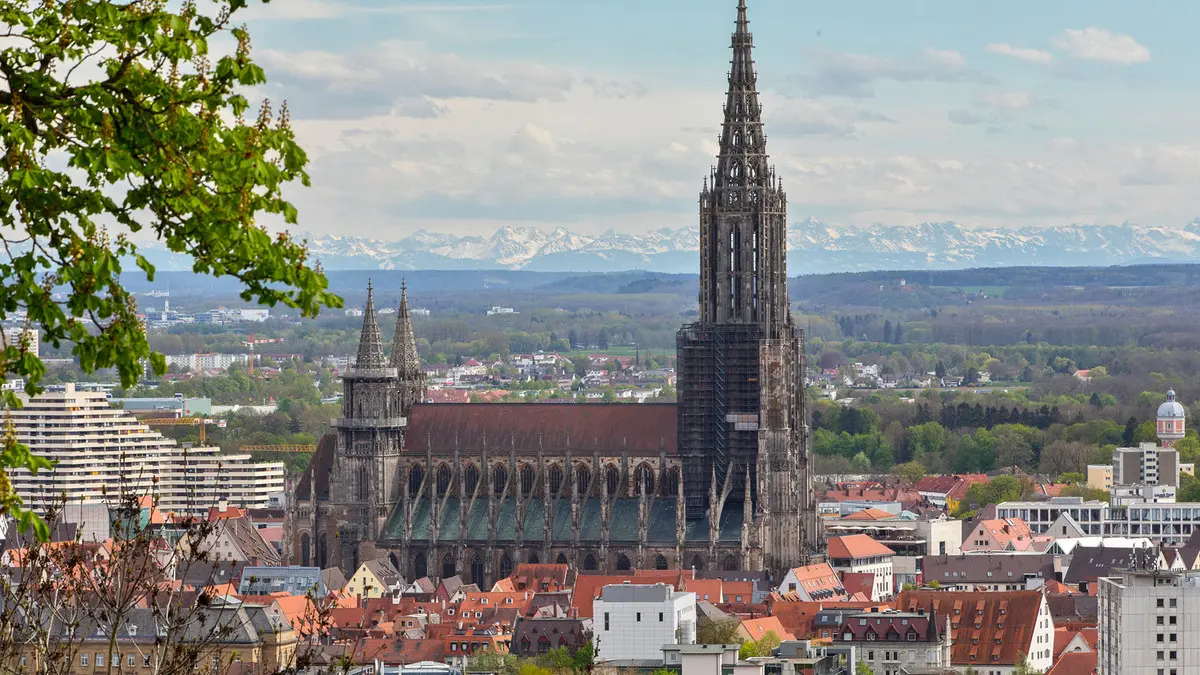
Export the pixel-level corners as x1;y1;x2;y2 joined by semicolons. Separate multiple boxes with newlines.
2;327;38;357
164;352;250;372
1098;568;1200;675
7;384;283;515
593;583;696;665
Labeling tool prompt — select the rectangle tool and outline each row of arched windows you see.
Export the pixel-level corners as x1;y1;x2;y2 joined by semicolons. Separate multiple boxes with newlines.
405;462;681;498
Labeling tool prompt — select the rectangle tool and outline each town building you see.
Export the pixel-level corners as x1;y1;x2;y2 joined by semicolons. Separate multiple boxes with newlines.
2;327;38;356
921;553;1056;592
592;583;696;665
826;534;894;601
835;608;952;675
237;565;325;597
1098;567;1200;675
1156;389;1186;447
963;517;1037;552
6;384;283;515
346;557;405;600
292;0;820;583
777;562;848;602
824;514;963;589
896;589;1055;674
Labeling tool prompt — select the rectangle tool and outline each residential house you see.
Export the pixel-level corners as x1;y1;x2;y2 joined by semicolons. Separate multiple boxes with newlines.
512;616;593;657
963;518;1037;552
835;607;952;675
896;589;1055;674
921;553;1057;592
826;535;895;601
737;616;795;645
914;474;988;512
346;558;404;600
777;562;849;602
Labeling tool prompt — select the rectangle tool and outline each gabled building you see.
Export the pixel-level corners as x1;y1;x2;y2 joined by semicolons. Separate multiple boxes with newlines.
826;534;895;601
963;517;1037;552
777;562;848;602
835;607;952;675
897;589;1055;674
347;557;405;600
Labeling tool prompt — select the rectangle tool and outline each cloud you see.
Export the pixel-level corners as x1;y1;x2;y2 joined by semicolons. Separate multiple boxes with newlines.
925;47;966;69
768;101;896;138
794;48;996;98
256;41;577;119
1054;28;1150;64
977;90;1038;111
947;108;982;125
241;0;511;21
987;43;1055;64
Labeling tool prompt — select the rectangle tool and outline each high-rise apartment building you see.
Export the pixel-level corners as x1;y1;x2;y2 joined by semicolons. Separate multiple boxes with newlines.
7;383;283;515
1098;568;1200;675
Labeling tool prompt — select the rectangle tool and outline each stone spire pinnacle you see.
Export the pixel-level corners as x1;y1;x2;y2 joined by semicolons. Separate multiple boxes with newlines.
391;278;421;375
355;280;386;370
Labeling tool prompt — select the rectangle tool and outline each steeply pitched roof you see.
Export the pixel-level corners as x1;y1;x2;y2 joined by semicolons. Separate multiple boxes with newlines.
827;534;894;560
403;403;677;453
836;610;941;643
570;570;693;618
354;282;387;370
1046;651;1098;675
923;553;1056;585
840;572;875;599
295;433;336;502
740;615;795;642
897;589;1043;667
1064;546;1158;585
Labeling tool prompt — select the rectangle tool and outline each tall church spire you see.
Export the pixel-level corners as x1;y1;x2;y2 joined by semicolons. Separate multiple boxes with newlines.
355;280;386;370
391;279;428;413
391;280;421;374
698;0;790;335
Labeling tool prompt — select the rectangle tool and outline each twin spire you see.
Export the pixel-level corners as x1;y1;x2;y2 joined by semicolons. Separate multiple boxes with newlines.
354;279;421;373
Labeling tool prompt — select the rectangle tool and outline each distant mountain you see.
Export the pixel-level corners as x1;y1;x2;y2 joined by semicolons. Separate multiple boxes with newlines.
135;219;1200;274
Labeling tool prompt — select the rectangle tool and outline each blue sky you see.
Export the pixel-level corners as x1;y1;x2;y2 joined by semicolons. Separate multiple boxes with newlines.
239;0;1200;237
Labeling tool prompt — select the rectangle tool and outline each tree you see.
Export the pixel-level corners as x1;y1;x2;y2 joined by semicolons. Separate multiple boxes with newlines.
739;630;781;659
1038;440;1089;477
935;361;946;380
855;662;875;675
696;617;741;644
882;320;893;344
892;461;926;484
0;0;337;539
893;322;903;344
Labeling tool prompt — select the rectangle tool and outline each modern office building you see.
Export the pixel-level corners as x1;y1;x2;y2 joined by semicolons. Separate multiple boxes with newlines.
1098;568;1200;675
7;383;283;515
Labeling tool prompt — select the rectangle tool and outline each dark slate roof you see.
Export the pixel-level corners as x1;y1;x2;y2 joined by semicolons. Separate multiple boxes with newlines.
1047;594;1098;623
1064;546;1157;585
923;553;1056;585
296;433;336;502
382;496;742;544
836;610;941;643
403;403;677;454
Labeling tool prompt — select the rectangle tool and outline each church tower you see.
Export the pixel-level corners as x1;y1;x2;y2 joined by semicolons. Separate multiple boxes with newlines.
676;0;818;571
326;282;406;571
391;280;427;415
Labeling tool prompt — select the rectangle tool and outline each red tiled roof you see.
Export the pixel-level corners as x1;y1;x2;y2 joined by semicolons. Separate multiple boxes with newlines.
1046;651;1098;675
827;534;895;560
842;508;898;521
428;390;471;404
740;616;796;642
570;571;691;618
897;589;1043;667
840;572;875;599
404;403;677;453
836;612;940;643
352;638;445;665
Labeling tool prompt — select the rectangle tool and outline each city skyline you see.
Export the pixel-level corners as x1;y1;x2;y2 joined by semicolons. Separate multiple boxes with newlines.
241;0;1199;238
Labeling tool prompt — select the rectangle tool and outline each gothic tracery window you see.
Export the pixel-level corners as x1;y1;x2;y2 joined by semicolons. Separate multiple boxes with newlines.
549;464;564;496
575;464;591;496
635;463;655;495
408;464;425;496
583;554;597;571
464;463;479;495
520;464;536;497
436;463;452;497
493;465;508;495
605;465;620;497
615;553;631;571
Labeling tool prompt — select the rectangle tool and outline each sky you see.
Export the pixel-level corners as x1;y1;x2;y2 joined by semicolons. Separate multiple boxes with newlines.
237;0;1200;238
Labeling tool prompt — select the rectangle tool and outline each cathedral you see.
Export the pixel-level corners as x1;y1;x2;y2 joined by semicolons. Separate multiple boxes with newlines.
292;0;820;586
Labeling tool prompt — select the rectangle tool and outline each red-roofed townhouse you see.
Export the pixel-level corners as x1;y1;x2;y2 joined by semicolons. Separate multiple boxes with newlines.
737;616;795;645
827;535;896;601
777;562;849;602
835;606;952;674
963;518;1036;552
1046;651;1098;675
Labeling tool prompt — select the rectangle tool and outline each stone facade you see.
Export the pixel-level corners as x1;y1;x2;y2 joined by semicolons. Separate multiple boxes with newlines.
291;0;820;585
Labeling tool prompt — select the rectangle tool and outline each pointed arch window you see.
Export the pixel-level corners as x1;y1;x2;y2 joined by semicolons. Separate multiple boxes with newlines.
492;465;508;495
408;465;425;496
413;552;427;579
520;464;536;498
441;553;456;580
358;465;369;501
500;553;515;579
300;534;311;567
691;555;705;572
724;555;739;571
470;554;485;587
436;464;452;497
615;553;632;571
549;464;565;496
663;467;680;496
556;552;568;565
583;554;598;571
605;465;620;497
464;464;479;495
575;464;591;496
655;554;668;570
635;463;655;495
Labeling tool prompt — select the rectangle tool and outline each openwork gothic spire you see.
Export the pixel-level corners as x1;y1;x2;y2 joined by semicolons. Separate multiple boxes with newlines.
355;280;386;370
697;0;790;335
391;279;421;375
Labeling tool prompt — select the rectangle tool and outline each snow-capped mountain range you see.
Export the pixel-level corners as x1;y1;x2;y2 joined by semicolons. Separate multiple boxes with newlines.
141;219;1200;274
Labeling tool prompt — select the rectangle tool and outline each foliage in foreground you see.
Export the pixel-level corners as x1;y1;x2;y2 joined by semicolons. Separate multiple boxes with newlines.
0;0;340;535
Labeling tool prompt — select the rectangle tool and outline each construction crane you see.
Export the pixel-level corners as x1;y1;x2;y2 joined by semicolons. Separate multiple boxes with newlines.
242;333;284;375
143;417;226;444
239;444;317;454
